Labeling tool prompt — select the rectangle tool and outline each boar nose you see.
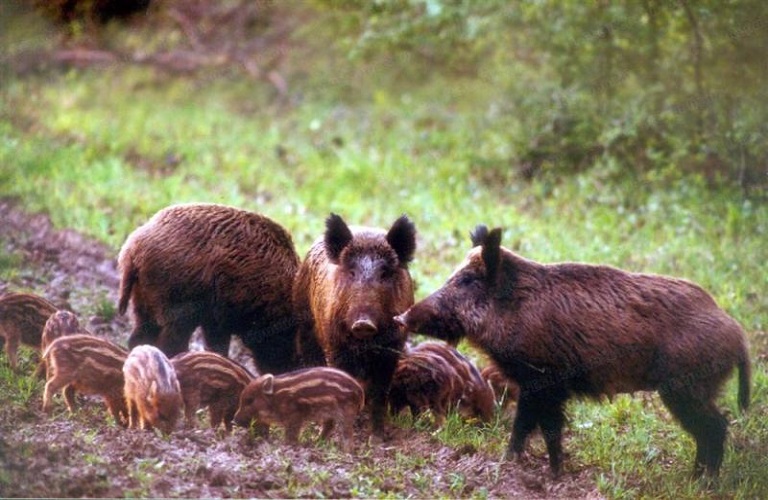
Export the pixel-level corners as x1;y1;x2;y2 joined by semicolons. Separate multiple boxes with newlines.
351;318;378;338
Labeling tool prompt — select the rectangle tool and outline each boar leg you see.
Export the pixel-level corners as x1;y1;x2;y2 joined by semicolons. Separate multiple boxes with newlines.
43;374;68;412
63;385;77;412
660;391;728;477
284;421;302;444
126;398;139;429
537;400;567;477
127;302;162;349
320;418;335;441
4;336;19;370
507;395;539;460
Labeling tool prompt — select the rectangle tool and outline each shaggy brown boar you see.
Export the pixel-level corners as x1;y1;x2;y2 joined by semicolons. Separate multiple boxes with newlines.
395;225;751;478
388;349;458;426
481;363;520;409
42;334;129;425
171;350;254;432
123;344;183;434
0;292;58;370
293;213;416;433
233;367;364;450
118;203;301;374
35;310;87;377
410;341;496;422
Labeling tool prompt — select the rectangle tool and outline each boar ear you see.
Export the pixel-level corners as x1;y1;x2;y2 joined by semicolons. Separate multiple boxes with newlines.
482;228;503;283
386;215;417;265
261;374;275;395
325;213;353;264
470;225;489;247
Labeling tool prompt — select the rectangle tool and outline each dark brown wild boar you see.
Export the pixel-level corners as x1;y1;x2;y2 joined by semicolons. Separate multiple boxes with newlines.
395;225;751;478
410;341;495;422
118;203;301;374
293;213;416;433
42;334;129;425
233;367;364;450
388;349;458;426
35;310;87;377
123;344;183;434
0;292;58;370
171;350;254;432
481;363;520;410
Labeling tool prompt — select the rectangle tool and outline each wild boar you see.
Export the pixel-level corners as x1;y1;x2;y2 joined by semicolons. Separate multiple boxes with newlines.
123;344;183;434
117;203;301;374
388;349;458;426
42;334;129;425
233;367;364;450
171;350;254;432
481;363;520;410
410;341;496;422
293;213;416;433
35;310;87;378
0;292;58;370
395;225;751;478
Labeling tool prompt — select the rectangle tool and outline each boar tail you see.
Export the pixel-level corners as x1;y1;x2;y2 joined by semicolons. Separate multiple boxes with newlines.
737;351;751;413
118;255;137;316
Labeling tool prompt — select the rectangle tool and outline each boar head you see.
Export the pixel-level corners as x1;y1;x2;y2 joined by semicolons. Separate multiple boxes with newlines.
147;380;182;434
325;213;416;340
395;225;503;344
233;374;276;427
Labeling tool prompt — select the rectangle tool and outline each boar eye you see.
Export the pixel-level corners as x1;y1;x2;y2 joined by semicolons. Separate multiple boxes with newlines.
456;272;478;288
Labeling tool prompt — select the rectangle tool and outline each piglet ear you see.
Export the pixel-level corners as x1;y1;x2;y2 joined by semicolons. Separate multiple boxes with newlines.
386;215;417;265
482;227;503;283
325;213;353;264
470;225;489;247
261;374;275;395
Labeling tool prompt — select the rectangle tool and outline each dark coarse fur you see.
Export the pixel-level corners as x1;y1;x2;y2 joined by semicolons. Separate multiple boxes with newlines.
389;349;458;426
118;203;301;374
410;341;496;422
123;345;184;434
293;213;416;433
0;292;59;370
396;225;751;478
171;350;254;432
233;367;364;450
42;334;129;426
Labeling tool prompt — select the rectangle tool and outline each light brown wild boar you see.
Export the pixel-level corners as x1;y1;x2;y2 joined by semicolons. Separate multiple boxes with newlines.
481;363;520;410
410;341;495;422
123;345;183;434
35;310;87;378
396;225;751;478
171;350;254;432
234;367;364;450
42;334;129;426
118;203;301;374
0;292;58;370
388;349;458;426
293;213;416;433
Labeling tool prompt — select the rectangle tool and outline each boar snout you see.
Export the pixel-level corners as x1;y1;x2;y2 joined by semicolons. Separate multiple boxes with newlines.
351;318;378;338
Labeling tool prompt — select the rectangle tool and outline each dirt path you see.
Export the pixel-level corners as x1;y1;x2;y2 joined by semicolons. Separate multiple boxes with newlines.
0;199;601;498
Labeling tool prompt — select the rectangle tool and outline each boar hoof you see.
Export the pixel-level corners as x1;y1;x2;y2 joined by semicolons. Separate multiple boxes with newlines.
351;319;378;338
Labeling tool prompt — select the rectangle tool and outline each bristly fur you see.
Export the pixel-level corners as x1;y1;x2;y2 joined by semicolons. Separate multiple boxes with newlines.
397;225;751;478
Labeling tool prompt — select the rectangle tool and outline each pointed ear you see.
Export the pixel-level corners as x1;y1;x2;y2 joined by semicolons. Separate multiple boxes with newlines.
324;213;353;264
386;215;416;265
470;225;489;247
260;374;275;395
482;228;503;283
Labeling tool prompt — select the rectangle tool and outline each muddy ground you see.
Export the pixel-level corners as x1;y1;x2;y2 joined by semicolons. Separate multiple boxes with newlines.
0;199;601;498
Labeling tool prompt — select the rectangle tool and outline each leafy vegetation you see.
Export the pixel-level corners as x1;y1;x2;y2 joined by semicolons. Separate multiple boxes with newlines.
1;1;766;498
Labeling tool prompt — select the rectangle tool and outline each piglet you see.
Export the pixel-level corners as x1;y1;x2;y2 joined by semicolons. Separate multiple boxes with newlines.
123;344;183;434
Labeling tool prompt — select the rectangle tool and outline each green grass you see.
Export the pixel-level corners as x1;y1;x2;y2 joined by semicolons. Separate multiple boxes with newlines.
1;17;767;498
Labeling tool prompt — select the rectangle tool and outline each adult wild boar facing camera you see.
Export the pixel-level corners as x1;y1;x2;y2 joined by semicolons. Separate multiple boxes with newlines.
118;203;301;375
293;213;416;433
395;225;750;478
